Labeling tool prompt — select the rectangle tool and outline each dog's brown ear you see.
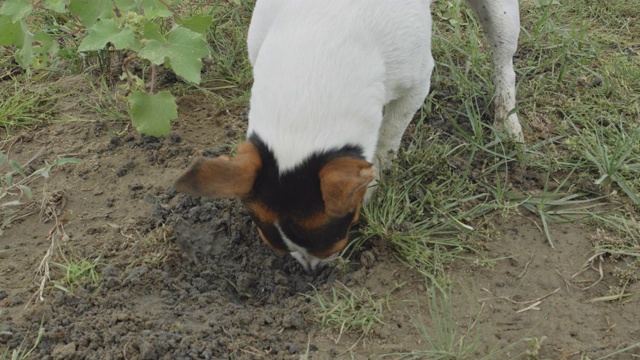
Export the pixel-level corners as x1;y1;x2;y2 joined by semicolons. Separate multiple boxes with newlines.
174;142;261;199
319;157;377;217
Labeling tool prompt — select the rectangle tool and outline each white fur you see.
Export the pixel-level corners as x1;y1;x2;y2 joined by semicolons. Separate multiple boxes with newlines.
247;0;524;174
247;0;434;172
467;0;523;142
247;0;523;269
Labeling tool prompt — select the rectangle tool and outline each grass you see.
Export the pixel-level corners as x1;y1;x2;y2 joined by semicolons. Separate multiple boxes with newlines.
198;0;255;103
51;253;102;293
0;317;45;360
351;123;495;281
358;0;640;264
0;81;60;133
1;0;639;358
382;286;484;360
304;282;398;345
335;0;640;356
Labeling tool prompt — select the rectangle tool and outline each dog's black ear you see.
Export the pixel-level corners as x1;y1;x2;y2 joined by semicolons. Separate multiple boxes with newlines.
319;157;377;218
174;142;261;199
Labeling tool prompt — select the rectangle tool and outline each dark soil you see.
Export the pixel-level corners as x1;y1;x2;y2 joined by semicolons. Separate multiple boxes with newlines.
1;75;639;360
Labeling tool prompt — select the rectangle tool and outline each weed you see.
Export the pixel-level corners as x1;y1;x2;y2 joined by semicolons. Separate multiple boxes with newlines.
0;81;60;132
81;77;130;123
0;151;80;236
305;282;398;345
126;225;175;269
201;0;254;104
565;118;640;204
0;318;45;360
51;254;102;293
381;285;522;360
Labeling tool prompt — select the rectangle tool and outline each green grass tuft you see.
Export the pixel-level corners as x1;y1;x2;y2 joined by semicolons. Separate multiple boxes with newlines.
0;81;60;133
305;282;399;344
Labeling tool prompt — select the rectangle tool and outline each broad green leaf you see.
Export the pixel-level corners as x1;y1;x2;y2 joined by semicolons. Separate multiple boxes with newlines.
54;158;82;166
128;21;164;52
128;91;177;136
0;152;6;168
140;0;172;18
43;0;67;13
9;160;25;177
17;185;32;200
142;21;164;42
113;0;137;14
176;15;213;36
69;0;115;26
78;18;136;52
140;27;209;84
14;20;33;69
0;15;22;46
0;0;32;22
32;31;59;69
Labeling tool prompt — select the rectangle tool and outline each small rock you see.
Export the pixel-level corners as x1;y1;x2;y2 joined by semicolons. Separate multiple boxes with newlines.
52;342;77;360
142;135;161;144
102;265;121;278
109;136;122;147
0;289;8;300
138;340;157;360
103;277;121;289
286;343;301;354
282;311;305;329
9;293;24;306
144;193;157;204
235;273;255;293
116;160;136;177
128;183;144;191
274;272;288;286
360;250;376;269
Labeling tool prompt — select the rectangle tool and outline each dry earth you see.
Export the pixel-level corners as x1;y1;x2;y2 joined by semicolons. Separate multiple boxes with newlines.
0;73;639;360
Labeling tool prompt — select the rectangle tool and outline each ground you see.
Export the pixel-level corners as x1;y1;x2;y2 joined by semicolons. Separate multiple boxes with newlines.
1;1;640;359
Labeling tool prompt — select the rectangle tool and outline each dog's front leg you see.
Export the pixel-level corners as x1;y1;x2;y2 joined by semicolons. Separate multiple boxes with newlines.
467;0;524;142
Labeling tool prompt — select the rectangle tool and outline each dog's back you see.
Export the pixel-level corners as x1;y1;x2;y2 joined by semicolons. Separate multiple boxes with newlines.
247;0;433;172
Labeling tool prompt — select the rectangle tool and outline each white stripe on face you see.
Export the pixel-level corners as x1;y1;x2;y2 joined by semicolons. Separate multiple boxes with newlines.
275;222;328;272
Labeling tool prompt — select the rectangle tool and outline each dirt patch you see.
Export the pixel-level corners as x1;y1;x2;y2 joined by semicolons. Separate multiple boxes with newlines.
1;76;639;359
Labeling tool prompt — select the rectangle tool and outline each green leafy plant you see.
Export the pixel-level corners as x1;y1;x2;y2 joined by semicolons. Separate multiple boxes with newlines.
52;254;102;292
0;0;212;136
305;282;398;344
0;151;80;235
566;119;640;204
0;317;45;360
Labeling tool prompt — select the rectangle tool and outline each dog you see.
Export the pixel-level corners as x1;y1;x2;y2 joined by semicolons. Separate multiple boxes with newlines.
174;0;523;272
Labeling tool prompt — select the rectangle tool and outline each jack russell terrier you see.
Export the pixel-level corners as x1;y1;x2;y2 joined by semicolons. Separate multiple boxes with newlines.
175;0;523;272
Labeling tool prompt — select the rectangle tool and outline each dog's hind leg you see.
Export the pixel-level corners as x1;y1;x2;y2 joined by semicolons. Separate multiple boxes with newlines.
467;0;524;142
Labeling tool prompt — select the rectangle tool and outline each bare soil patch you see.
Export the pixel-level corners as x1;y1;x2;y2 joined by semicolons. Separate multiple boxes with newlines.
1;76;639;359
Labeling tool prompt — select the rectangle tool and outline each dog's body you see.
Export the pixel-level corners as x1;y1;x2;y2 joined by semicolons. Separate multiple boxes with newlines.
247;0;434;173
175;0;523;272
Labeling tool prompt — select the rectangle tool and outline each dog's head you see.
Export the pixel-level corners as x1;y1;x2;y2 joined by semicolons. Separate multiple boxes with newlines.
174;140;377;272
